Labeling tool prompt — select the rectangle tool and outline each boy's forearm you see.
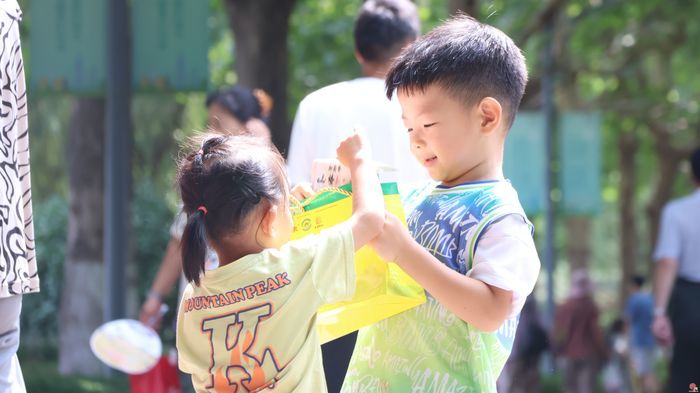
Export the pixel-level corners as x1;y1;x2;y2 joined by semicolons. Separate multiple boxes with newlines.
348;159;384;248
395;239;512;331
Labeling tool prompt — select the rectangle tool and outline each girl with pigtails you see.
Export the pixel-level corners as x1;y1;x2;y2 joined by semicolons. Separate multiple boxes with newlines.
175;133;384;392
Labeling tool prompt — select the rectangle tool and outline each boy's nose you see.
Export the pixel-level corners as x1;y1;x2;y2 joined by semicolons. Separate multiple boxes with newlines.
410;132;425;150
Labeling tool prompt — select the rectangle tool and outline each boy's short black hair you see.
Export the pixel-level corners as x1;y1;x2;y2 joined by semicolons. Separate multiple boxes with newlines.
386;15;528;128
691;147;700;182
354;0;420;66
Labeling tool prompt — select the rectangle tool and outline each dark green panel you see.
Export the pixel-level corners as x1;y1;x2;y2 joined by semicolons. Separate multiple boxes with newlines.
505;112;547;214
29;0;107;94
131;0;209;92
560;112;602;214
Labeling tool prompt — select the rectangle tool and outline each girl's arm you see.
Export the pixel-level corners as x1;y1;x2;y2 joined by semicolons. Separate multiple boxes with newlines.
336;134;384;250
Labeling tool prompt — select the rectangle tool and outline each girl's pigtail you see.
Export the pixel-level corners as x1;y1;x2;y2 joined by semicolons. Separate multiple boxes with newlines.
181;207;208;286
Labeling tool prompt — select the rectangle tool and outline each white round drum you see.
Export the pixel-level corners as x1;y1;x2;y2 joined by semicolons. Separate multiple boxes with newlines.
89;319;162;374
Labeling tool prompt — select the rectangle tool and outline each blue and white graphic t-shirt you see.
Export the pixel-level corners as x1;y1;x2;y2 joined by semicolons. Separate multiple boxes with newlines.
342;180;540;393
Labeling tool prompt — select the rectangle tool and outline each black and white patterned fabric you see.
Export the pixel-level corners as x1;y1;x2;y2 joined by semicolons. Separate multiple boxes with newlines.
0;0;38;297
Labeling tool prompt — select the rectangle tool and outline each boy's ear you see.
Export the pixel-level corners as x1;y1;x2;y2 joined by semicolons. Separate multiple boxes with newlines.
478;97;502;134
354;49;366;66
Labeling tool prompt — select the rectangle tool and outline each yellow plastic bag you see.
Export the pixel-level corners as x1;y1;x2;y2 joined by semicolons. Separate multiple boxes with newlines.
291;183;426;344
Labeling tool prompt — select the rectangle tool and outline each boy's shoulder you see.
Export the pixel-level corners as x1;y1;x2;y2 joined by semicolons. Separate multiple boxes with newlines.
412;180;526;216
406;180;533;253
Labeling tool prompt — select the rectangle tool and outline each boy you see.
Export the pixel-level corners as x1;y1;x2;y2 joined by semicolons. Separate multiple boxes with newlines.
342;15;540;392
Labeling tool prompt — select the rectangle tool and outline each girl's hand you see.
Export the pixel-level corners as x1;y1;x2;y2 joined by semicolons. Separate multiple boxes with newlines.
336;132;371;168
291;182;315;200
370;212;412;262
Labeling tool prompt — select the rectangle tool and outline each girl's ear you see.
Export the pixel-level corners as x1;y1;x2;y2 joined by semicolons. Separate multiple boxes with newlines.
259;204;279;238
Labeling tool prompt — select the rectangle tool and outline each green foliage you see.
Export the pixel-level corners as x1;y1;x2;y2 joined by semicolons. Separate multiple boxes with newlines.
540;372;564;393
288;0;363;119
132;180;178;306
22;360;129;393
131;95;185;199
20;195;68;351
28;96;73;203
208;0;236;88
20;179;177;354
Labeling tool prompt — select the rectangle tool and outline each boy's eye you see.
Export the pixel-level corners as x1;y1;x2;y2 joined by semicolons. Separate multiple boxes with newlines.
424;122;438;128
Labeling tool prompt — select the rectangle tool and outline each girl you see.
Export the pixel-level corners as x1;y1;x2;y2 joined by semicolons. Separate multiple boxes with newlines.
140;85;274;329
175;133;384;392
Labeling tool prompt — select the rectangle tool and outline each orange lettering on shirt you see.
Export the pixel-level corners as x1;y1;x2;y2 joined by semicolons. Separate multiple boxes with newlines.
266;277;279;291
244;285;257;299
275;272;291;286
202;303;283;392
255;281;267;295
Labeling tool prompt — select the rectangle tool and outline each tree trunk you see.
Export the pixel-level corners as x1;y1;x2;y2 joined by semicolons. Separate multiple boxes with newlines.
223;0;298;156
566;216;591;271
59;98;105;376
645;154;682;256
448;0;479;18
618;131;638;309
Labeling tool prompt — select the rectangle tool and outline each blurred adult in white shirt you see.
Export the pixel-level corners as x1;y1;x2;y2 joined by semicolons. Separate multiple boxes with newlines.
287;0;425;190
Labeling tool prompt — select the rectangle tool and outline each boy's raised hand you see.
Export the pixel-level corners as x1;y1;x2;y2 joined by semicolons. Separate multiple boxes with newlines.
370;212;413;262
336;132;371;168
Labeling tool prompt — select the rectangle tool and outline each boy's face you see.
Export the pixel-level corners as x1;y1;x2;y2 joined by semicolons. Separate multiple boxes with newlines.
398;84;490;186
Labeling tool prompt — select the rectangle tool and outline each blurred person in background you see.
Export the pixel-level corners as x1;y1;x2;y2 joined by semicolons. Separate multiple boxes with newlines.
552;269;608;393
0;2;37;392
624;275;658;393
499;295;549;393
287;0;425;189
652;147;700;393
602;318;633;393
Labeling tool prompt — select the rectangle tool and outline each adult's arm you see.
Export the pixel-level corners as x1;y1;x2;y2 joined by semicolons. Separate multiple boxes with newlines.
138;237;182;328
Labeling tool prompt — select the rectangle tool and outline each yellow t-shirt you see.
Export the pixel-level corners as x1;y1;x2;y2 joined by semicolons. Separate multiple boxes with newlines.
176;224;355;393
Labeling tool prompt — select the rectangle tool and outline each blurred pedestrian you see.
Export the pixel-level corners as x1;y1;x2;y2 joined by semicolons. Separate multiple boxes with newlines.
625;275;658;393
652;147;700;392
287;0;426;189
0;2;37;392
552;269;608;393
499;295;549;393
602;318;633;393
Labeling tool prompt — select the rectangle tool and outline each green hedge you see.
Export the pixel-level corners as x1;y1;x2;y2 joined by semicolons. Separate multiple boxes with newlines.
20;179;176;355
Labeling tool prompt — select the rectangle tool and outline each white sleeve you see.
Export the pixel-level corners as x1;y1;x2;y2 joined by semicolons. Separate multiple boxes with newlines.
286;97;314;186
467;214;541;318
653;203;681;261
